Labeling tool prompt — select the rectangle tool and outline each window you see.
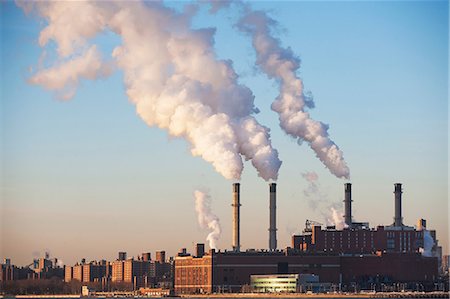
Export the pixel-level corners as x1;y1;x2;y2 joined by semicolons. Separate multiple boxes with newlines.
387;239;395;250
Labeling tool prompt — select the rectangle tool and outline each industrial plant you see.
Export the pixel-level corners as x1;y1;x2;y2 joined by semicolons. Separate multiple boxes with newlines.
1;183;447;296
174;183;445;294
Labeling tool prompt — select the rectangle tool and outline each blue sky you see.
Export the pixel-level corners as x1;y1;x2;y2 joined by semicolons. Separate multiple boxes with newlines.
1;1;448;265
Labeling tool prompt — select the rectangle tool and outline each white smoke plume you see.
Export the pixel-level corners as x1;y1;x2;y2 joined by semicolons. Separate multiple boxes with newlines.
302;171;326;211
194;190;221;250
302;171;347;229
56;259;64;268
18;0;282;181
328;207;346;230
420;230;435;257
237;9;350;179
29;45;113;100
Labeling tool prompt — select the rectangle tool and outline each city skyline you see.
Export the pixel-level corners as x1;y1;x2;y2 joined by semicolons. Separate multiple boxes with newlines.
1;1;448;266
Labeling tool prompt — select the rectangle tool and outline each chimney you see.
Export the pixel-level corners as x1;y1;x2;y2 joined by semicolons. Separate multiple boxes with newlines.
195;243;205;258
232;183;241;252
269;183;277;251
394;183;403;227
177;248;188;257
343;183;352;228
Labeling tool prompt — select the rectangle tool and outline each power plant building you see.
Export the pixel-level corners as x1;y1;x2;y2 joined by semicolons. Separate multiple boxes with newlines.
174;249;438;294
292;225;424;254
174;182;442;294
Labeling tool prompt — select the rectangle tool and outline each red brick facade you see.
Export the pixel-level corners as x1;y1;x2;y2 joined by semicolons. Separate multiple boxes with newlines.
174;250;437;294
292;226;424;254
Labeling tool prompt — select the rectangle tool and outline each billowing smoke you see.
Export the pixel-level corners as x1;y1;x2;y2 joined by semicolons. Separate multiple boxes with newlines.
56;259;64;268
329;207;346;230
18;1;282;181
194;190;221;249
237;9;350;179
302;171;327;211
302;171;346;229
29;45;113;100
420;230;435;257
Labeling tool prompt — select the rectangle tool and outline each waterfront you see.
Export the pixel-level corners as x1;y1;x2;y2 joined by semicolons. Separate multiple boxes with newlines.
1;292;449;299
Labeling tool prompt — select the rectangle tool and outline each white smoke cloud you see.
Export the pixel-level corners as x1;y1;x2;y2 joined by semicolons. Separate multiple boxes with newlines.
420;230;435;257
302;171;326;211
194;190;221;250
237;9;350;179
29;45;113;100
19;0;282;181
56;259;64;268
328;207;347;230
302;171;346;229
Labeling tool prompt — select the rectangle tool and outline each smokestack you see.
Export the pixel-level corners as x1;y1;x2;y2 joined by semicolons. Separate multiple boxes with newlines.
343;183;352;228
394;183;403;227
269;183;277;251
195;243;205;258
232;183;241;252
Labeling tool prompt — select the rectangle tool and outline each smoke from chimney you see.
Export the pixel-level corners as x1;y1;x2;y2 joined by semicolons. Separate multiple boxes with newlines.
420;230;435;257
330;207;346;230
237;9;350;180
194;190;221;250
18;1;282;182
302;171;346;229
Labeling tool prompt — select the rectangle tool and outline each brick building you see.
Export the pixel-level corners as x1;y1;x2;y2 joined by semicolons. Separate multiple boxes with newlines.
292;225;424;254
174;249;438;294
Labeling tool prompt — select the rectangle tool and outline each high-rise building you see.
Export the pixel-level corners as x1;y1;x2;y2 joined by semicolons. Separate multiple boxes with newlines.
112;260;125;282
64;266;73;282
73;264;84;281
112;259;152;288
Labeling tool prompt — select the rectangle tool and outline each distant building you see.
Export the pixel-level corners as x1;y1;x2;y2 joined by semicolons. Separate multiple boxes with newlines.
1;254;63;282
112;258;153;289
0;260;18;281
31;254;64;279
442;255;450;274
72;264;84;281
64;265;73;282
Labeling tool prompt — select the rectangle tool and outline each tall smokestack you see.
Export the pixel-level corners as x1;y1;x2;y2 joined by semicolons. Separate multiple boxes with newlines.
343;183;352;228
394;183;403;227
269;183;277;251
232;183;241;252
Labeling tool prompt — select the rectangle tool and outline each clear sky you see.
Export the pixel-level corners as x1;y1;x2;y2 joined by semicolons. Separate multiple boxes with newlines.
1;0;448;266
